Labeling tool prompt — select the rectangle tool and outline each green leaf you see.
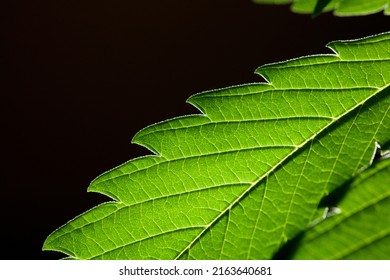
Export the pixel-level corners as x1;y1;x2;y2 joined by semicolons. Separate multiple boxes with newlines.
289;157;390;259
43;32;390;260
253;0;390;16
313;0;333;17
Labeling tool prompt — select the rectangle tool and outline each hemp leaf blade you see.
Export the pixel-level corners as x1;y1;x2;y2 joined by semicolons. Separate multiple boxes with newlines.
44;32;390;260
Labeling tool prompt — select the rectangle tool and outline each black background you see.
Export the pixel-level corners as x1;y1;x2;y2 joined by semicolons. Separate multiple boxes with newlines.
2;0;389;259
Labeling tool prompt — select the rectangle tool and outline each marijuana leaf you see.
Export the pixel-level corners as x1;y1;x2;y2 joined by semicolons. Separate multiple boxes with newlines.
254;0;390;16
289;156;390;259
43;32;390;260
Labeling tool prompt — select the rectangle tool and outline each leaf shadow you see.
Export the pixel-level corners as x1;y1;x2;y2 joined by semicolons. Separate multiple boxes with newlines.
271;180;353;260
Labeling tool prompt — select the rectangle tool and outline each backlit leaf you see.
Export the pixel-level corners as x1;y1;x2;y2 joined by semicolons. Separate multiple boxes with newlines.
43;32;390;260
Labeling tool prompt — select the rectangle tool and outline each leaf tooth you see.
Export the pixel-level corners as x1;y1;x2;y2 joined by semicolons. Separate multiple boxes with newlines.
327;32;390;60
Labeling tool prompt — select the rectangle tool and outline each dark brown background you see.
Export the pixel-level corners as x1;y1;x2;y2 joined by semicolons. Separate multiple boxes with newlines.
2;0;389;259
